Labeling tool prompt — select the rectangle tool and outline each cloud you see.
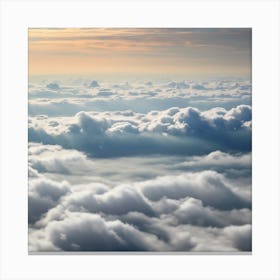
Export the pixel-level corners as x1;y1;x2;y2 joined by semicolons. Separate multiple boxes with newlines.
28;146;252;223
96;89;113;97
177;150;251;171
28;79;251;116
166;81;190;89
28;143;93;175
113;82;132;90
180;223;252;252
28;143;252;195
29;212;175;252
88;80;99;88
137;171;250;210
28;165;251;252
77;111;109;135
28;94;252;117
47;82;60;90
192;83;206;90
173;197;251;227
28;177;70;224
223;224;252;251
28;78;252;252
28;165;41;178
63;184;155;216
28;105;251;158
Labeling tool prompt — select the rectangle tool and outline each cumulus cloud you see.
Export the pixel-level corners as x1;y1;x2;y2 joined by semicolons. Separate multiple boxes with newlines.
63;184;155;216
28;177;70;224
179;223;252;252
28;167;251;252
28;143;93;175
173;197;251;227
29;212;171;252
46;82;60;90
223;224;252;251
192;83;207;90
88;80;99;88
137;171;250;210
28;105;251;158
166;81;190;89
177;150;251;171
28;78;252;252
29;105;252;137
28;94;252;117
28;79;251;116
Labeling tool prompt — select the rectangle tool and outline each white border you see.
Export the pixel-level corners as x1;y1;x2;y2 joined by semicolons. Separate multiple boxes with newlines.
1;0;279;279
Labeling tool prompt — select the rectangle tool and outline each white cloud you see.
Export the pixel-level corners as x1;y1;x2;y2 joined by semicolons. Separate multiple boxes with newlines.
28;105;251;158
173;197;251;227
178;150;251;169
28;78;252;252
88;80;99;88
28;79;251;116
29;143;93;175
46;82;60;90
62;183;155;216
182;224;252;252
137;170;250;210
28;177;70;223
223;224;252;251
28;168;251;252
29;212;171;252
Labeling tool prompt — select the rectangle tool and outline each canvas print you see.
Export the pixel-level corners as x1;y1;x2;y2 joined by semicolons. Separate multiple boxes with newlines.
28;28;252;252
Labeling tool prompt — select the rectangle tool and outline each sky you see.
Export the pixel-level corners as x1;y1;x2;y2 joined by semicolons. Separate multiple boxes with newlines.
28;28;251;79
28;28;252;252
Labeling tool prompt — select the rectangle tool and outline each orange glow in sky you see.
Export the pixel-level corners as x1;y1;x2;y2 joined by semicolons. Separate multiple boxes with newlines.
29;28;251;78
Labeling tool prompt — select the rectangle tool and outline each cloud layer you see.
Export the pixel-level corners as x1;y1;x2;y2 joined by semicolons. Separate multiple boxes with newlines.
29;144;251;252
28;79;252;252
29;105;251;158
28;79;251;116
29;172;251;252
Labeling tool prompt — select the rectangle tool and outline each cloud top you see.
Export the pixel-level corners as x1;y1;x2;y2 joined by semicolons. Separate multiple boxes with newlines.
28;105;251;158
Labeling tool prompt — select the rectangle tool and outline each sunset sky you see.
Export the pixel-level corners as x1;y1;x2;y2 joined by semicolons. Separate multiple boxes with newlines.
28;28;252;252
28;28;251;79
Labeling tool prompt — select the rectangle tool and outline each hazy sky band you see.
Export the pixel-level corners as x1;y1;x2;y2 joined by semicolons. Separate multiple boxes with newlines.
28;28;251;78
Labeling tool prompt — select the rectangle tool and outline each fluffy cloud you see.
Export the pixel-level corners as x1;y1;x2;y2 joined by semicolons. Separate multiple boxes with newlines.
88;80;99;88
29;79;251;100
46;82;60;90
28;79;251;116
142;105;251;134
137;171;250;210
28;105;251;158
28;94;251;117
173;197;251;227
180;224;252;252
184;150;250;165
28;78;252;252
174;151;252;181
63;184;155;216
28;143;93;175
29;167;251;252
177;150;251;171
29;212;172;252
223;224;252;251
29;105;252;137
28;143;251;191
28;178;70;224
166;81;190;89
